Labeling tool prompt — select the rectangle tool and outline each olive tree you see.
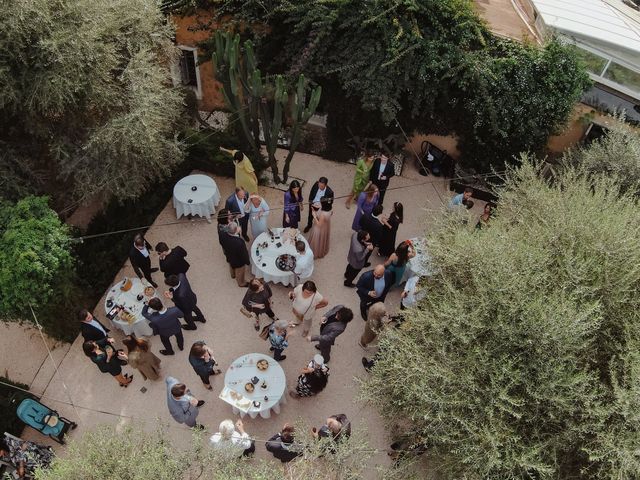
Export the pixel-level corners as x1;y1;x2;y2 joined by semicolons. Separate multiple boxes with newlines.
362;160;640;478
563;115;640;194
0;0;186;205
35;423;406;480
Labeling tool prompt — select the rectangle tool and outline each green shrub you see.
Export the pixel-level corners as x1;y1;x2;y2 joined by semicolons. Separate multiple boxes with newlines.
362;160;640;478
0;196;77;339
35;423;397;480
563;115;640;194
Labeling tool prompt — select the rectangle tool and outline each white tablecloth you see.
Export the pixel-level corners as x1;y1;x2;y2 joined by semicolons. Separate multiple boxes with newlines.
250;228;310;287
173;174;220;219
220;353;286;419
104;278;154;337
404;237;435;281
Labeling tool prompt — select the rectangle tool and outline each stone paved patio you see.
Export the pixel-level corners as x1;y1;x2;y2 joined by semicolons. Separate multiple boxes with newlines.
18;149;478;477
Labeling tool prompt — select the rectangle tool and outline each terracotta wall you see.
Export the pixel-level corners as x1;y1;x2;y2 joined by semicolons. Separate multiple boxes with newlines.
172;12;226;111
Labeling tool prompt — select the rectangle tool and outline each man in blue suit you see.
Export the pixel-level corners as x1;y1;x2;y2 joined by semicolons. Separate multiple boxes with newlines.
356;265;393;320
164;273;205;330
225;187;250;242
142;297;185;355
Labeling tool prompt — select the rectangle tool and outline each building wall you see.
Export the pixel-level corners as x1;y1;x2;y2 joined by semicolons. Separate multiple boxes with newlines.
172;12;226;111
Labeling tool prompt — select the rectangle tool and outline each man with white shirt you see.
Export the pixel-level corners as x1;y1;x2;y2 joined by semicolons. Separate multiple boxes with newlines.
369;154;395;206
294;240;314;283
79;308;112;342
304;177;334;233
128;233;158;288
224;187;250;242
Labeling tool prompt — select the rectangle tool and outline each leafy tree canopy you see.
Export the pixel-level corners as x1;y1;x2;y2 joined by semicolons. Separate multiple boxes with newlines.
0;197;74;323
205;0;590;169
362;160;640;478
35;423;409;480
0;0;186;205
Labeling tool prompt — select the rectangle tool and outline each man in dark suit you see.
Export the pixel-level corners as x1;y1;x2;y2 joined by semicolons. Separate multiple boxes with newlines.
356;265;394;320
142;297;185;355
219;221;251;287
359;204;385;248
164;273;205;329
224;187;250;242
79;308;112;342
155;242;190;278
369;154;395;206
303;177;334;233
129;233;158;288
306;305;353;363
344;230;373;287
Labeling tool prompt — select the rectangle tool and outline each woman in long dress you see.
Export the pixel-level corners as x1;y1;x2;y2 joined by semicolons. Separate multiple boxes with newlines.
122;335;161;381
220;147;259;195
283;180;304;228
379;202;403;256
345;152;374;208
307;202;332;259
351;184;379;231
245;194;270;238
384;240;416;287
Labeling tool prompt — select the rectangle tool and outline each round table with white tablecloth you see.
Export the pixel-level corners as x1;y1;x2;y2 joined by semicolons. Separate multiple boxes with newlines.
219;353;286;419
104;277;154;337
250;228;311;287
172;174;221;220
403;237;435;282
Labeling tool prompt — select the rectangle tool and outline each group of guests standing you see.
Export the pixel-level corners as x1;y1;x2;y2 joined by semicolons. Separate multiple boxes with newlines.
283;177;334;258
75;146;433;466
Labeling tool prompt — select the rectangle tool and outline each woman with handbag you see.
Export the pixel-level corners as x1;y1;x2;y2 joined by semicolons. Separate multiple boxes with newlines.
288;280;329;337
122;335;161;381
289;354;329;399
82;339;132;387
188;341;222;390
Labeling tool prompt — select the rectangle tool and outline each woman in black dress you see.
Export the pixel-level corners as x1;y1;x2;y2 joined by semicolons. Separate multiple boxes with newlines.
379;202;403;257
82;339;132;387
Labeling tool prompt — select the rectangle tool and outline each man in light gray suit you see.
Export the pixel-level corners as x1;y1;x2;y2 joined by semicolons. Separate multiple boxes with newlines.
306;305;354;363
166;376;204;428
344;230;374;287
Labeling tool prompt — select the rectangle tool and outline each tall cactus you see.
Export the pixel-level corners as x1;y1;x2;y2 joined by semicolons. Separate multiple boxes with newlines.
259;75;288;183
212;31;321;184
212;31;261;162
282;75;322;182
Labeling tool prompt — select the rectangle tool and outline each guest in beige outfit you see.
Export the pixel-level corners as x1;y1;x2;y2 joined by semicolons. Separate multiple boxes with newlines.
288;280;328;337
358;302;389;348
122;335;161;380
307;202;332;259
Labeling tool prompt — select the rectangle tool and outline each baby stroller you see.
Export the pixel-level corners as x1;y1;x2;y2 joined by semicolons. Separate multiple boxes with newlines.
15;398;77;444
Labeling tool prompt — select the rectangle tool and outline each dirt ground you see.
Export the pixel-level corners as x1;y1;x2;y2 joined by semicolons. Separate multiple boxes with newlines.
15;149;482;477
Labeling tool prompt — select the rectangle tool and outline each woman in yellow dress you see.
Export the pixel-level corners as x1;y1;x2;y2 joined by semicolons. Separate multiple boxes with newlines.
220;147;259;195
345;151;374;208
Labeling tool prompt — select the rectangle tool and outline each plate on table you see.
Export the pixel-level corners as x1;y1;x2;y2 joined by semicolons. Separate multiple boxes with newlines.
276;254;296;272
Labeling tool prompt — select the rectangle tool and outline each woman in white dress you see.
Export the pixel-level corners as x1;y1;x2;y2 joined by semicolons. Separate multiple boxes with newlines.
244;194;270;238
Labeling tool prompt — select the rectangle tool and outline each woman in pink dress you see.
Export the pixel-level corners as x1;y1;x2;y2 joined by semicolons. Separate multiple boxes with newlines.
307;202;332;259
